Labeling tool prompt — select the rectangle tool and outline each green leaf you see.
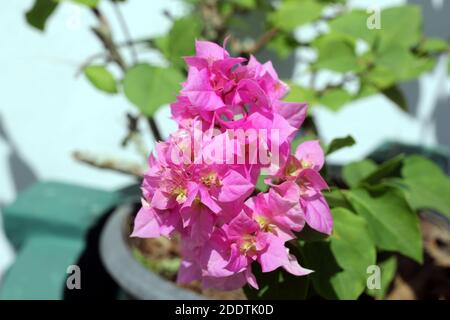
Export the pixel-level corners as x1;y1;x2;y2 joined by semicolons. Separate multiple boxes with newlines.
342;159;378;187
290;134;317;155
319;88;352;111
256;175;269;192
302;208;376;299
376;46;435;82
329;9;377;45
366;256;397;299
365;65;396;89
325;135;356;155
448;58;450;76
406;57;436;79
420;38;448;53
330;208;376;281
84;65;118;94
55;0;99;6
25;0;59;31
323;187;352;210
284;83;317;106
313;34;360;73
356;82;378;99
345;188;423;262
401;155;450;220
361;154;404;185
297;223;330;242
375;47;416;81
244;262;309;300
382;86;407;111
302;241;350;299
267;33;297;59
269;0;324;32
123;64;183;116
152;35;170;58
230;0;256;9
70;0;99;6
378;5;422;51
167;16;203;69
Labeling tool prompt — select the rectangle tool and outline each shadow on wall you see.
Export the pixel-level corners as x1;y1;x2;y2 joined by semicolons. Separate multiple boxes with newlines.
434;97;450;148
404;0;450;148
0;114;38;203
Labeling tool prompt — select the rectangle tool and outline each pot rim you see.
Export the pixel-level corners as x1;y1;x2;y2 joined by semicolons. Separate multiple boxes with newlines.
99;204;204;300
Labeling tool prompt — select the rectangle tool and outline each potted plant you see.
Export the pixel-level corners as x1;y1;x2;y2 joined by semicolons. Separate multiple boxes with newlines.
23;0;450;299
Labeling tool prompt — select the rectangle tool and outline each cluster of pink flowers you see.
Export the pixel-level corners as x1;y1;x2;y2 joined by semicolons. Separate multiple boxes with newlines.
131;40;332;291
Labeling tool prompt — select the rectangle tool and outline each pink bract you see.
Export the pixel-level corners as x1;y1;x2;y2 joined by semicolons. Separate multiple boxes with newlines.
132;40;331;291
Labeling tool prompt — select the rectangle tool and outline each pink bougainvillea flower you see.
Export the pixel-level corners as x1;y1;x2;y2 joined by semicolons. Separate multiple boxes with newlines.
172;40;307;137
133;40;330;291
271;141;333;235
295;140;325;171
181;67;225;112
243;187;304;242
131;198;180;239
198;211;311;290
184;40;232;69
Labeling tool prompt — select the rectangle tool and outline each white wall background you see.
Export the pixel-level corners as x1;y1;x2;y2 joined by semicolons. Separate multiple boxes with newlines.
0;0;449;281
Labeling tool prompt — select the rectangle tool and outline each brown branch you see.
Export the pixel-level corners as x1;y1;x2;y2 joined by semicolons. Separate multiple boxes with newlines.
247;27;279;55
90;7;127;71
89;7;163;142
73;151;145;177
228;28;279;56
147;117;162;142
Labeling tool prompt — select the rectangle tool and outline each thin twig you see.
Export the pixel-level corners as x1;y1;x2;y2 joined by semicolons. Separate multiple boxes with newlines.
75;52;109;77
228;28;279;56
90;6;163;142
122;113;148;160
247;27;279;55
90;7;127;71
73;150;145;177
111;0;139;64
75;38;153;77
147;117;162;142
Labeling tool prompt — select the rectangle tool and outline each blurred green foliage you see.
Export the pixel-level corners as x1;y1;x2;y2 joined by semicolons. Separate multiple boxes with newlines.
25;0;450;115
24;0;450;300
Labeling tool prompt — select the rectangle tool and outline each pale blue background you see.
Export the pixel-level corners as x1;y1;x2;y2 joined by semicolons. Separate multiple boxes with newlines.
1;0;449;281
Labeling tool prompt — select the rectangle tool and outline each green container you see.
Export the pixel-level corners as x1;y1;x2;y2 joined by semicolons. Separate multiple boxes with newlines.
0;235;84;300
3;181;127;249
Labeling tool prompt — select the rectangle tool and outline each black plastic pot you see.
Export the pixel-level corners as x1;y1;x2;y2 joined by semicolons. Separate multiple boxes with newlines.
99;204;203;300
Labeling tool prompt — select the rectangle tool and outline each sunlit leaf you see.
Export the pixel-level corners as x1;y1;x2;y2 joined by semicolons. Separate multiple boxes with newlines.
319;88;352;111
378;5;421;51
302;208;376;299
420;38;448;53
329;9;377;45
84;65;118;94
366;256;397;299
123;64;183;116
167;16;203;69
313;34;360;73
342;159;378;187
346;187;423;263
401;155;450;220
269;0;324;31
